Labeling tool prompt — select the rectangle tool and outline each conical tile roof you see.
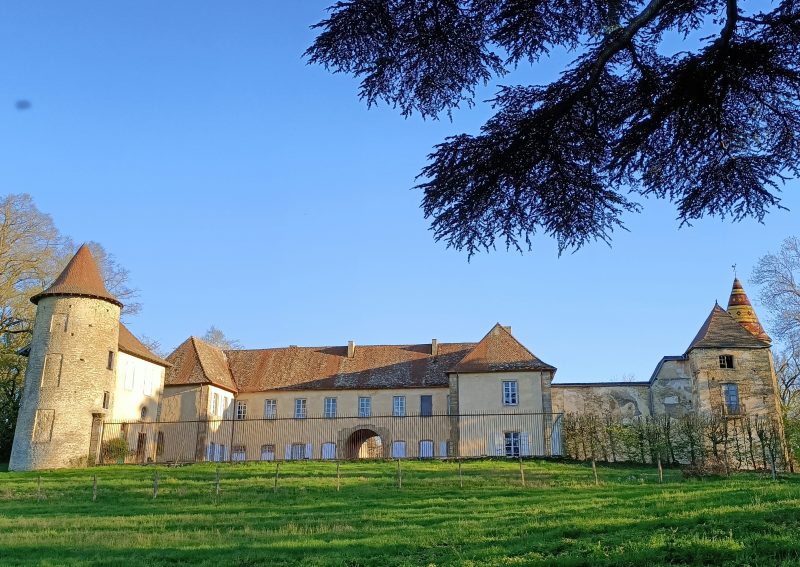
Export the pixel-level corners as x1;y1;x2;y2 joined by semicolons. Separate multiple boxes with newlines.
687;303;770;351
31;244;122;307
727;278;771;343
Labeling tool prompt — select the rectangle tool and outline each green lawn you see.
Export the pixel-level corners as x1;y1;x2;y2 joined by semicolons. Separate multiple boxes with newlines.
1;459;799;566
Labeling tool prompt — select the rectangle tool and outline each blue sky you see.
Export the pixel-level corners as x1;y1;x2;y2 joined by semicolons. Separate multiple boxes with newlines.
2;1;798;383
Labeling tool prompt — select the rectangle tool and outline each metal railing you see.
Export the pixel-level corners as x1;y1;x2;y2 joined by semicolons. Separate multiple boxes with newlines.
98;412;563;465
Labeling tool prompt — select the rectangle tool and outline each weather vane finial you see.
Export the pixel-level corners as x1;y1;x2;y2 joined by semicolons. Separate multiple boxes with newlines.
732;263;737;278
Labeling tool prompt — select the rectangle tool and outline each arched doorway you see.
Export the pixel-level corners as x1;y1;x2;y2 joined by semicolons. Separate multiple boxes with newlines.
344;428;384;460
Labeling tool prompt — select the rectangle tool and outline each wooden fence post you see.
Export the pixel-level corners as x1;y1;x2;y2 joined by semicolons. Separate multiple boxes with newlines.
37;476;42;501
153;471;160;500
397;459;402;489
519;457;526;487
215;466;221;502
92;475;97;502
336;461;341;492
591;458;599;486
458;459;463;489
273;462;280;493
657;456;664;483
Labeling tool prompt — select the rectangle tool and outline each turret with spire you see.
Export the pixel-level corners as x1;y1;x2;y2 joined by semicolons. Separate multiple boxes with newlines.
727;278;771;343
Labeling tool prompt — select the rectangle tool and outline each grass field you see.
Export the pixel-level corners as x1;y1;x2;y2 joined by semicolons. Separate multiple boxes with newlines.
1;459;799;566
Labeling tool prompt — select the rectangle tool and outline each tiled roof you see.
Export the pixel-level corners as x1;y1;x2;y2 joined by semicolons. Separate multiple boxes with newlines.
687;304;770;351
450;323;556;373
727;278;771;343
164;324;556;393
165;337;238;393
31;244;122;307
227;343;475;392
118;324;170;368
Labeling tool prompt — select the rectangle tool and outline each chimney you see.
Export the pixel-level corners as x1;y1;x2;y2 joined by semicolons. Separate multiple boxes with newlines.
347;340;355;358
503;326;512;335
431;339;439;357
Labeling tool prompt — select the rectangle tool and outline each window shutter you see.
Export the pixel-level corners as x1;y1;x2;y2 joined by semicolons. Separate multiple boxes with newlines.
421;395;432;416
439;441;448;458
520;433;530;457
305;443;313;459
551;417;563;456
284;444;292;460
495;433;505;456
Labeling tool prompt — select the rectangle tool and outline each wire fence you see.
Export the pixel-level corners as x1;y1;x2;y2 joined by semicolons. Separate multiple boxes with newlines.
98;412;563;465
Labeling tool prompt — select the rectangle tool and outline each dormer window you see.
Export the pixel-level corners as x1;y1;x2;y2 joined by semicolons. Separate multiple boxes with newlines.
719;355;734;369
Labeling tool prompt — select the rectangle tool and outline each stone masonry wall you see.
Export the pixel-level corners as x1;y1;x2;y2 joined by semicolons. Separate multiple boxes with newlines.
650;359;694;418
688;347;783;419
9;296;120;470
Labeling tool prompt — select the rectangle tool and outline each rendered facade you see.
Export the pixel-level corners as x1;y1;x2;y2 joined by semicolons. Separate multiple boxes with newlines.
9;246;784;470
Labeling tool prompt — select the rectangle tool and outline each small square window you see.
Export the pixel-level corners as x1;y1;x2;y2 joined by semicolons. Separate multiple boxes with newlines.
264;399;277;419
107;351;115;370
719;355;734;369
102;391;110;410
232;445;247;462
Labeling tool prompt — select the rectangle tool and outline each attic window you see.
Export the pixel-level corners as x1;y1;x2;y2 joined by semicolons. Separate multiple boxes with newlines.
719;355;734;369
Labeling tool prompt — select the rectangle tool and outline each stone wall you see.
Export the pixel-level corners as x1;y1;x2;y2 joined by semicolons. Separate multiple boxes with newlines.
688;347;783;419
9;296;120;470
649;358;694;417
552;383;652;421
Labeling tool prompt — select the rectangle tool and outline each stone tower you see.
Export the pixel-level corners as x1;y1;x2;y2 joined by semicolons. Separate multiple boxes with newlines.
9;245;122;471
685;278;782;419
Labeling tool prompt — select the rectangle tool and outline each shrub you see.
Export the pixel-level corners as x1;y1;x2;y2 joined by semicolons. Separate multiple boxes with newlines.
101;438;130;463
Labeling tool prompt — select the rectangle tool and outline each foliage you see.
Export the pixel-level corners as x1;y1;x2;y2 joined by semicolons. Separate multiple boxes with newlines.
83;241;141;317
100;438;130;464
752;236;800;439
752;236;800;344
307;1;800;255
562;413;786;472
1;460;800;565
202;325;242;350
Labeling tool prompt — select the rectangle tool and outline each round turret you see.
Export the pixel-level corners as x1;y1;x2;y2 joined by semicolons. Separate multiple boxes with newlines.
9;246;122;471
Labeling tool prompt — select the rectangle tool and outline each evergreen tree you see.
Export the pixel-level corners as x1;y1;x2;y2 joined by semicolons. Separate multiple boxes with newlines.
307;1;800;254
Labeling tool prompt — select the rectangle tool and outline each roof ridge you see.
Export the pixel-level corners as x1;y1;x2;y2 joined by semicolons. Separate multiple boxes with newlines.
220;341;478;353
